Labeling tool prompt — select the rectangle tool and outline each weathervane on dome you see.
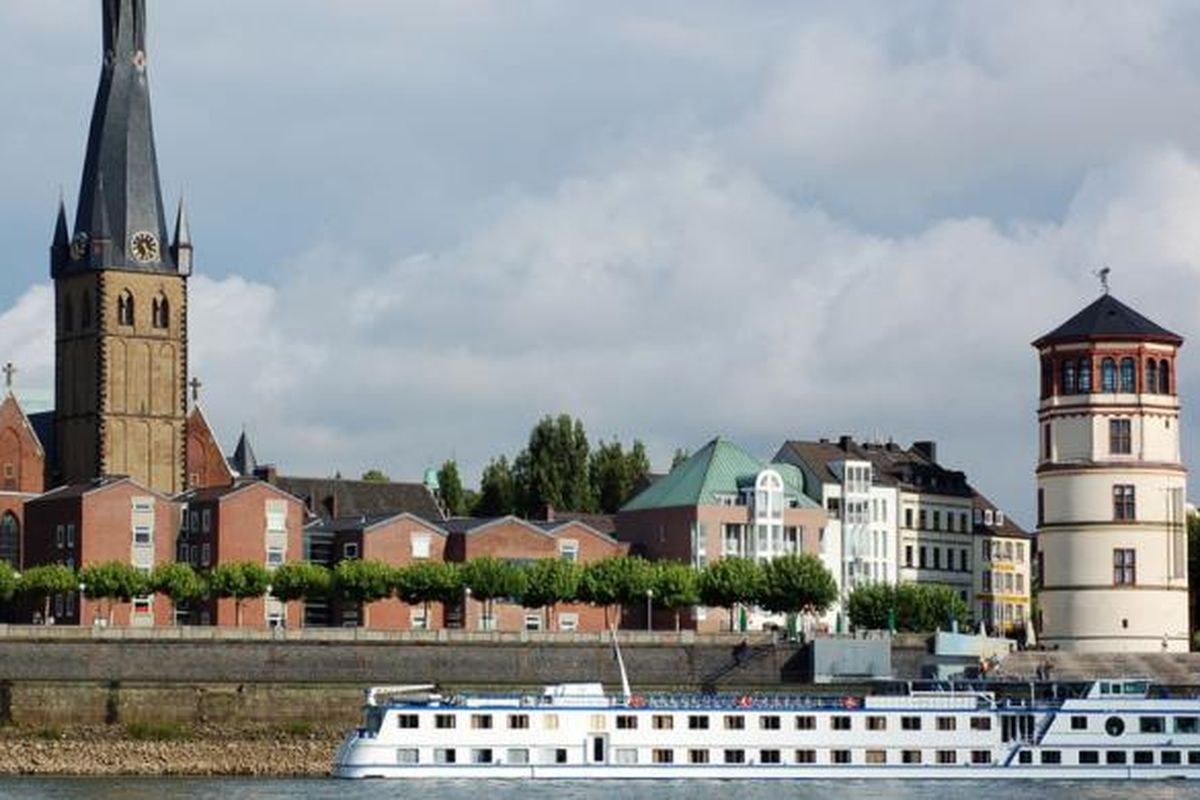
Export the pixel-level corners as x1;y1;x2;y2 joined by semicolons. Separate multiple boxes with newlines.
1093;265;1112;295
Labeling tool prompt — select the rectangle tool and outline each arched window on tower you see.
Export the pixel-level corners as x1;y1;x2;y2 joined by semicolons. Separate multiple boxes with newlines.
118;290;134;327
63;295;74;333
1061;360;1076;394
152;293;169;329
1146;360;1158;395
81;292;93;330
1101;358;1117;392
1119;358;1136;393
1041;359;1052;397
0;512;19;567
1077;358;1092;393
1160;359;1171;394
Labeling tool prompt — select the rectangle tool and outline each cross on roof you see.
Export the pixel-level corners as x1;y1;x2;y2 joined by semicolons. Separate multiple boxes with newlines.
2;363;15;391
189;376;202;403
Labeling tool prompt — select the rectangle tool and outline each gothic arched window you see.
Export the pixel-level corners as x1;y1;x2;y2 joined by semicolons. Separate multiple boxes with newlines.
0;512;19;567
1146;360;1158;395
117;290;134;327
152;294;169;329
1061;360;1076;394
1160;359;1171;395
1040;359;1052;397
1101;358;1117;392
63;295;74;333
1077;358;1092;393
1119;358;1136;393
81;292;93;330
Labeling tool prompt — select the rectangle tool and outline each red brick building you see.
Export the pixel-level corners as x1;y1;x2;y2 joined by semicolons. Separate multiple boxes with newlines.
185;405;235;491
0;391;46;569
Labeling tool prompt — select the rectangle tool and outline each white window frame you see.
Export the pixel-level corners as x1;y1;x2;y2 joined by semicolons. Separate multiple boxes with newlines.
133;524;152;545
558;539;579;562
411;534;432;560
558;613;579;632
343;542;360;560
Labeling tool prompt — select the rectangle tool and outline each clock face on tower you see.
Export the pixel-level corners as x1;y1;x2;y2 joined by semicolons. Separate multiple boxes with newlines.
130;231;160;263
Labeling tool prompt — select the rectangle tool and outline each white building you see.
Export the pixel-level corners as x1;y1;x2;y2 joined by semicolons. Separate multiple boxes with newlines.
1034;292;1188;652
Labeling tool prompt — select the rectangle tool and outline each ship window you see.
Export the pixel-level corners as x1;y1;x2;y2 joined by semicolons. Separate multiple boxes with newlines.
831;716;851;731
652;715;673;730
1018;751;1032;764
1140;717;1166;734
1040;751;1061;764
723;749;746;764
936;716;956;731
795;749;817;764
507;748;530;765
724;715;745;730
614;748;638;765
795;715;816;730
616;715;637;730
471;749;493;764
1106;751;1127;765
866;716;887;731
590;715;606;731
689;749;710;764
508;714;530;730
553;748;568;764
470;714;493;730
1190;751;1200;765
1078;751;1099;765
1175;717;1199;734
1162;751;1182;765
434;748;456;764
1134;751;1154;765
901;716;921;731
832;750;852;764
543;714;559;730
937;751;957;764
1070;716;1087;730
865;750;886;764
760;749;782;764
395;748;419;765
760;716;781;730
971;750;991;764
970;717;991;731
652;749;674;764
688;715;709;730
397;714;419;729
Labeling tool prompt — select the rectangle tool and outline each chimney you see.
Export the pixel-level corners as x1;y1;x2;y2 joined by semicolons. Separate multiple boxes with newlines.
913;441;938;463
839;435;854;452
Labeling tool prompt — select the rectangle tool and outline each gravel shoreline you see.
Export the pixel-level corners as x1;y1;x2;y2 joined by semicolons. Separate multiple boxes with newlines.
0;725;343;777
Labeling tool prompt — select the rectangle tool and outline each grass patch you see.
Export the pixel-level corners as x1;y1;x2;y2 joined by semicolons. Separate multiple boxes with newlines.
33;727;62;741
125;722;189;741
276;721;316;737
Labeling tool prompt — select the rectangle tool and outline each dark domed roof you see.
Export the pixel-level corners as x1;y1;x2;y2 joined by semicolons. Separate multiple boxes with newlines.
1034;294;1183;349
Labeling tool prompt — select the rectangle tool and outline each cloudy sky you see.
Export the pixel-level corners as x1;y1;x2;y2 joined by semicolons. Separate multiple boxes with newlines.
3;1;1200;524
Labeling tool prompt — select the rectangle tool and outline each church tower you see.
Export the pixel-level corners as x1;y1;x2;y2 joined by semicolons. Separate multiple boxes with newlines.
51;0;191;495
1033;288;1188;652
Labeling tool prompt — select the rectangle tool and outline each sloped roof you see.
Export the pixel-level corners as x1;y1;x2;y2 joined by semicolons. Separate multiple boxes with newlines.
1034;294;1183;348
273;475;444;522
229;431;258;477
972;491;1034;540
620;437;816;512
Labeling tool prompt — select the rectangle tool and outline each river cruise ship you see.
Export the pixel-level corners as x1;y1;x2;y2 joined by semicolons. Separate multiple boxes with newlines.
333;678;1200;780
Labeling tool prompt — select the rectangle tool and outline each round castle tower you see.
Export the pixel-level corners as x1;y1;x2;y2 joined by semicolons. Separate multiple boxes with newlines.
1034;292;1188;653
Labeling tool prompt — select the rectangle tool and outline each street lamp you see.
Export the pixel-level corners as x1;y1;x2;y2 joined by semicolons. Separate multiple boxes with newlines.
464;586;472;631
645;588;654;633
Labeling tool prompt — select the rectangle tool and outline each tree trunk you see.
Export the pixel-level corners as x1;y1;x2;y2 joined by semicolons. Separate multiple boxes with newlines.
675;609;681;632
235;599;243;627
729;605;736;632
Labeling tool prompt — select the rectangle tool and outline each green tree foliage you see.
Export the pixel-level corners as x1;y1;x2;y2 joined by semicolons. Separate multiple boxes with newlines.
758;554;838;616
18;564;77;623
670;448;691;470
207;562;273;627
653;561;700;631
270;562;331;606
437;460;467;517
394;561;462;622
520;558;582;628
699;557;765;631
80;561;151;624
846;583;970;633
476;456;518;517
0;561;17;604
589;439;654;514
514;414;594;516
460;557;527;623
360;469;390;483
150;563;206;625
579;556;656;628
332;559;396;629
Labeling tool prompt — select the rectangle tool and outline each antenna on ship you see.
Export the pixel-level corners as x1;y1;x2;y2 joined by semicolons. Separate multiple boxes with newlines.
610;623;633;703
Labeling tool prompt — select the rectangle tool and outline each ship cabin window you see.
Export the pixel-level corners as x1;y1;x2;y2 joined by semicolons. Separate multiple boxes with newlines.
543;714;559;730
866;716;887;731
1040;751;1061;765
1190;751;1200;765
936;716;956;731
435;714;455;729
971;750;991;764
589;715;606;731
688;715;709;730
760;716;781;731
1018;751;1033;765
724;750;746;765
1162;751;1182;765
507;749;530;765
471;749;493;764
1070;716;1088;731
1140;717;1166;734
1175;717;1199;734
550;748;568;764
652;749;674;764
795;749;817;764
724;715;745;730
508;714;530;730
831;716;851;731
689;750;710;764
652;715;673;730
832;750;852;764
470;714;493;730
760;749;782;764
1134;751;1154;765
970;717;991;731
937;751;957;765
1106;751;1127;765
434;748;456;764
396;748;419;765
795;715;816;730
616;715;637;730
397;714;419;729
1078;751;1099;765
866;750;887;764
901;716;921;731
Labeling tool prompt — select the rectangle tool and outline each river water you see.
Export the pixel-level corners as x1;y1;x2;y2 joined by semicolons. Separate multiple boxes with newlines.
1;780;1199;800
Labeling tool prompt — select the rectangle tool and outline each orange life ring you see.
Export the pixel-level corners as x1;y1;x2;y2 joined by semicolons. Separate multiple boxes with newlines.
737;695;753;709
629;695;646;708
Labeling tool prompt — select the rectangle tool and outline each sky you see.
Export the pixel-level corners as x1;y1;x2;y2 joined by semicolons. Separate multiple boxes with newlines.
3;1;1200;525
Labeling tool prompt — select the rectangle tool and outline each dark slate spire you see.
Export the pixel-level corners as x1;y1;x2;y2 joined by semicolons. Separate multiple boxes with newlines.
170;197;192;275
230;431;259;478
1034;294;1183;348
51;198;70;272
65;0;175;274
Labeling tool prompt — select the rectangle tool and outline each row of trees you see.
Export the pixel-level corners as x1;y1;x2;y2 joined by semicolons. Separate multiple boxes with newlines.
844;582;971;633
